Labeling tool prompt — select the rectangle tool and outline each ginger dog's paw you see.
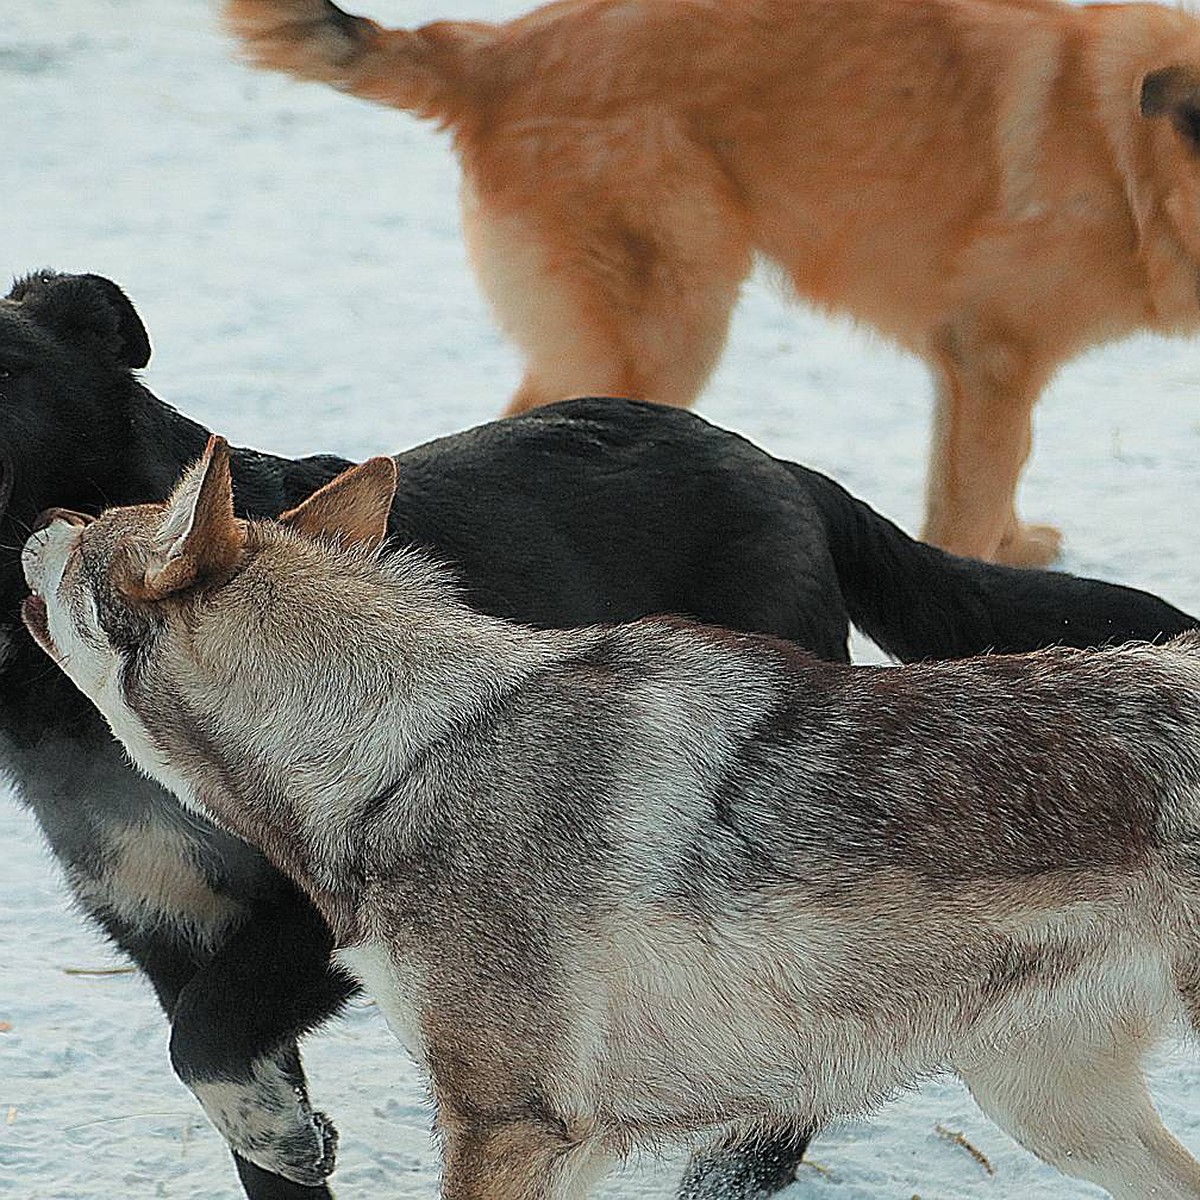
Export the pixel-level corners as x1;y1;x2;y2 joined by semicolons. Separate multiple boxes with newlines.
996;521;1063;568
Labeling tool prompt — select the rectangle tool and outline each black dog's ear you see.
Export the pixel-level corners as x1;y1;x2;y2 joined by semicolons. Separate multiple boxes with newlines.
1141;65;1200;151
8;270;152;369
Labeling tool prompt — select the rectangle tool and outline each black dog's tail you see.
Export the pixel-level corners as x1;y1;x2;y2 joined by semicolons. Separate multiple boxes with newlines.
793;463;1198;660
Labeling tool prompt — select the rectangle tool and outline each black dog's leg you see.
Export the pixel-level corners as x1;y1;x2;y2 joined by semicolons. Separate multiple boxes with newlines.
184;1040;339;1192
112;902;340;1195
678;1127;813;1200
167;888;356;1190
232;1151;337;1200
112;918;337;1200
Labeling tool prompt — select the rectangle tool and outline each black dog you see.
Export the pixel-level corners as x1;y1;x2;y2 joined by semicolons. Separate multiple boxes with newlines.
2;269;1194;1200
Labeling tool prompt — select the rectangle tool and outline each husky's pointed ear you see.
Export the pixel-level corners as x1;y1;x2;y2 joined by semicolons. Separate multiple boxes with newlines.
138;436;245;600
278;457;398;552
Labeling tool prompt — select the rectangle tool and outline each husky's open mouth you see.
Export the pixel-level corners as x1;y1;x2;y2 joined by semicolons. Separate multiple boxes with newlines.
21;592;55;656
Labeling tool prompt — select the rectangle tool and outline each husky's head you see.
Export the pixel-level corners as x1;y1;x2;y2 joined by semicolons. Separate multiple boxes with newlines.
20;436;398;822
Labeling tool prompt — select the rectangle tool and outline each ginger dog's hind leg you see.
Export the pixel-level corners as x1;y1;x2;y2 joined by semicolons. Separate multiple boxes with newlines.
487;209;749;418
462;139;752;417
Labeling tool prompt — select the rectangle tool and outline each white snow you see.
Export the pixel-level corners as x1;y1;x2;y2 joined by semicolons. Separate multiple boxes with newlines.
1;1;1198;1197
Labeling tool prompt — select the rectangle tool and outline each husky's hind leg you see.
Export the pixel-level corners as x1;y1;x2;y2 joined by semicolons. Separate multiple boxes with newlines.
957;1018;1200;1199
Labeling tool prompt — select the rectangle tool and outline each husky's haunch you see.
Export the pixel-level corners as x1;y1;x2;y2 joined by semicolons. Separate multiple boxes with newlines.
225;0;1200;566
25;438;1200;1200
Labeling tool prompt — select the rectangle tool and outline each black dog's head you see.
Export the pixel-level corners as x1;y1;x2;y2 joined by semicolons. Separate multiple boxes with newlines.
0;271;152;618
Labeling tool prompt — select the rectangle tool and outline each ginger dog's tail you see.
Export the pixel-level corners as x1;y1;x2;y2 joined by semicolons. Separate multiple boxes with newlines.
223;0;489;125
794;462;1199;660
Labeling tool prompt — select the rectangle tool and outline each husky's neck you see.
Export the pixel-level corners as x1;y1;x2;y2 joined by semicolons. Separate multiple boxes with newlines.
138;539;573;942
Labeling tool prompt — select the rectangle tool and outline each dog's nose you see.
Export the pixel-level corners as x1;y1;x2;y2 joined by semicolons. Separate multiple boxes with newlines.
33;507;92;532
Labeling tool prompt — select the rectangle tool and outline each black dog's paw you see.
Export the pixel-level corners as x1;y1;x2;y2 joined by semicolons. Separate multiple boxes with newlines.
192;1072;340;1187
310;1109;339;1179
679;1127;810;1200
271;1102;339;1186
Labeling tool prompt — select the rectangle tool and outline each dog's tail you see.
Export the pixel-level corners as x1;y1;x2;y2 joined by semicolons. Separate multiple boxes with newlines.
222;0;489;125
793;463;1198;660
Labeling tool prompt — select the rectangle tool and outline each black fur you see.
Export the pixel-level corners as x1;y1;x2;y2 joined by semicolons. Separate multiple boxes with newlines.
2;270;1194;1198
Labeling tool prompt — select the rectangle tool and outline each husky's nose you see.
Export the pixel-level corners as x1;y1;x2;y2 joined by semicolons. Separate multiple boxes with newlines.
32;507;92;532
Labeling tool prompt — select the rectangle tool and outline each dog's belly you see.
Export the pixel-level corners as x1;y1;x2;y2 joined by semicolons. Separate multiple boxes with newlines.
564;896;1178;1138
573;942;945;1132
332;879;1183;1148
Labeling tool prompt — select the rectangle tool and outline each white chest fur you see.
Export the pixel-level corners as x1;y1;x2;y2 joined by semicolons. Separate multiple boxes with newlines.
337;942;428;1065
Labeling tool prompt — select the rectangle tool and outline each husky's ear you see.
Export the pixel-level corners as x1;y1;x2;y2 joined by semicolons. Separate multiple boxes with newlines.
1141;65;1200;150
137;435;245;600
278;457;398;552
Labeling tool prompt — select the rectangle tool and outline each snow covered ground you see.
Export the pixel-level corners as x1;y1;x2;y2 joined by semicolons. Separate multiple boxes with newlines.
2;1;1199;1197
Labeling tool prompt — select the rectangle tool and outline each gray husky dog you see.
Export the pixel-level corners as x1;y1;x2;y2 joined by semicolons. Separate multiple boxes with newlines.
23;436;1200;1200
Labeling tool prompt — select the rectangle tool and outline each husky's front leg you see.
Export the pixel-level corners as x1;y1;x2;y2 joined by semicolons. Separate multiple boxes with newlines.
168;886;355;1187
437;1108;609;1200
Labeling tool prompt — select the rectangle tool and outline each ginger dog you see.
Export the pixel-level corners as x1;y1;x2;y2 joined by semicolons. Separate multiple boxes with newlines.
224;0;1200;566
23;436;1200;1199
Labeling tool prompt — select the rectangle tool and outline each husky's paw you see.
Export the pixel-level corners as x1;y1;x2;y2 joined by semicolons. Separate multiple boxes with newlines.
996;520;1063;568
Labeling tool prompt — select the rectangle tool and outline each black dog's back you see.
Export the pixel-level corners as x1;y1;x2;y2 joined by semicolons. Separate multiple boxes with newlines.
222;400;848;658
386;398;852;656
384;396;1196;660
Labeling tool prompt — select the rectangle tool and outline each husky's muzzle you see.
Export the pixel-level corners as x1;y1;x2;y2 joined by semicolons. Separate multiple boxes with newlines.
22;508;91;656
